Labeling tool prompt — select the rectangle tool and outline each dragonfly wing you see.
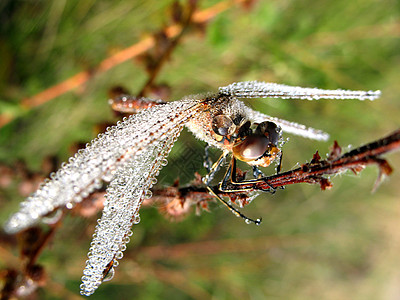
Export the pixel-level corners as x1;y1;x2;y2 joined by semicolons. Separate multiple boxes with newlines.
220;81;381;101
4;100;199;233
4;99;201;294
80;120;183;296
243;106;329;141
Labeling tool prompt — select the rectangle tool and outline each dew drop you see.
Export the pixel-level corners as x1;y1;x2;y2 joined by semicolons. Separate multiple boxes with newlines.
103;268;115;282
144;190;152;199
42;209;63;225
133;214;141;224
116;251;124;259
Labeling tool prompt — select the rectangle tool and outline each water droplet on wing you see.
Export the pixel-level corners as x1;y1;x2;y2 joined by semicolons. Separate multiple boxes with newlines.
103;267;115;282
42;209;63;225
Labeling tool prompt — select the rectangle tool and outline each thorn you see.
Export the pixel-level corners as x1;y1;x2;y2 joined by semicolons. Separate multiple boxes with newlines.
311;151;321;164
319;177;333;190
328;140;342;160
372;158;393;193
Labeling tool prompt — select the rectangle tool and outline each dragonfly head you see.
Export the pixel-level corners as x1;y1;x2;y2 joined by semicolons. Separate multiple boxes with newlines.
211;114;282;168
232;121;281;168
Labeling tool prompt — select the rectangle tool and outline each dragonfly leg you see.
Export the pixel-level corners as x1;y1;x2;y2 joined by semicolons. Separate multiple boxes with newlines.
202;151;228;186
277;152;283;174
203;152;261;225
203;144;213;173
220;157;277;193
252;166;265;178
252;166;276;193
206;185;262;225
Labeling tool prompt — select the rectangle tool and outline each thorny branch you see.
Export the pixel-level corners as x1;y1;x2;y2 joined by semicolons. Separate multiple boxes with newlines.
237;129;399;192
148;129;400;218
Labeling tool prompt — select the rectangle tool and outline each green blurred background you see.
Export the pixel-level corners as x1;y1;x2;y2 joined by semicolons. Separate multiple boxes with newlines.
1;0;400;299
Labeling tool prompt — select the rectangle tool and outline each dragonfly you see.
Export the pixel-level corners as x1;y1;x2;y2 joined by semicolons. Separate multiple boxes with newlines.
4;81;380;296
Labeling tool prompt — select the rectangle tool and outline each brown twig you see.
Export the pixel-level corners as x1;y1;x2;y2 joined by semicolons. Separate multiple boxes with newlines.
137;1;198;97
247;129;400;192
148;129;400;215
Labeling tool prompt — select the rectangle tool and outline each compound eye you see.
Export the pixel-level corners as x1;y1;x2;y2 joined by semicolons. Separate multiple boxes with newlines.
233;135;269;161
255;121;280;145
212;115;235;136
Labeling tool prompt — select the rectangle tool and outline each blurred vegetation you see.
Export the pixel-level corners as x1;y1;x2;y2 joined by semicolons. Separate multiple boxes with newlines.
0;0;399;299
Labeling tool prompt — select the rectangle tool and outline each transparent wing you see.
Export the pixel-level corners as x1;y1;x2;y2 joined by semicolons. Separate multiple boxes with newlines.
219;81;381;101
80;121;183;296
243;106;329;141
4;100;200;234
4;98;202;296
